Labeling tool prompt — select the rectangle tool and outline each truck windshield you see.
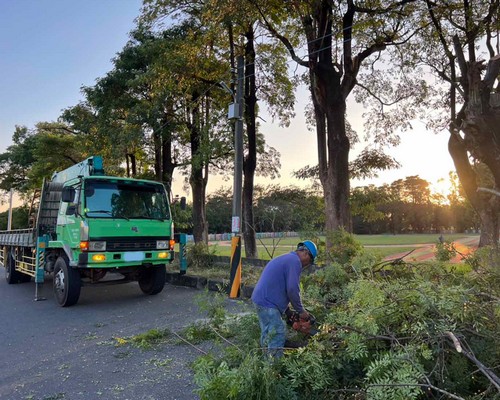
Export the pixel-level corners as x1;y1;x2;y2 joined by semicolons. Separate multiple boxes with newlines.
83;179;170;220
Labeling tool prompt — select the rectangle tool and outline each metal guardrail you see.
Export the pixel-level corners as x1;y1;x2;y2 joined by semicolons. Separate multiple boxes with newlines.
0;228;37;247
16;251;37;277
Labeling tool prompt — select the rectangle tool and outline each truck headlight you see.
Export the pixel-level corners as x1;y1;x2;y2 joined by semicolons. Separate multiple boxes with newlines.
89;241;106;251
156;240;169;249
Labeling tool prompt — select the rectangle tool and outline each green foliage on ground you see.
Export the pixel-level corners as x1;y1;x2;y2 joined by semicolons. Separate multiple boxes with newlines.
113;328;171;350
129;328;170;350
191;235;500;400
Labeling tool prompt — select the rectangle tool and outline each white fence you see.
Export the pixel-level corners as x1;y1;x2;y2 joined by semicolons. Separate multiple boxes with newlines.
185;231;300;243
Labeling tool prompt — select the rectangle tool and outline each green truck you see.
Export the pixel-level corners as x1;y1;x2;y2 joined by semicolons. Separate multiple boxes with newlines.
0;156;187;307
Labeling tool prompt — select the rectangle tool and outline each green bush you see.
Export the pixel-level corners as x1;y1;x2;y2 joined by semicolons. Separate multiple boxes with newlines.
324;228;363;265
187;242;218;269
434;240;457;261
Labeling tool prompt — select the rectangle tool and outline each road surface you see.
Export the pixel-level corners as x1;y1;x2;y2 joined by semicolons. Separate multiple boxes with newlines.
0;273;248;400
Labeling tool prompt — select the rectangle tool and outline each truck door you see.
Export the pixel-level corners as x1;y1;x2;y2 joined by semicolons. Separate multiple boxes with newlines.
56;186;81;257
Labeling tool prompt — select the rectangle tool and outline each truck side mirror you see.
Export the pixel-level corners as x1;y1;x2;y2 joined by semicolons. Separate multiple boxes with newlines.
61;187;76;203
180;196;186;210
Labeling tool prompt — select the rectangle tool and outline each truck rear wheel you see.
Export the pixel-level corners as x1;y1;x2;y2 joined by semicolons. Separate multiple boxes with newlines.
53;257;81;307
138;265;166;295
5;250;31;284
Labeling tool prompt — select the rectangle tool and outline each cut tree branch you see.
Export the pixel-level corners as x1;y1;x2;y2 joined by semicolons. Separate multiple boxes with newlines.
445;331;500;391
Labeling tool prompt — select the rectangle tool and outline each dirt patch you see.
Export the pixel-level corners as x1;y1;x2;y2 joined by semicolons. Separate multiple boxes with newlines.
382;237;479;263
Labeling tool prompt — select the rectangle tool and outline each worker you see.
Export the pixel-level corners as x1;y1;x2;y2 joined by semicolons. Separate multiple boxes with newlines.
251;240;318;357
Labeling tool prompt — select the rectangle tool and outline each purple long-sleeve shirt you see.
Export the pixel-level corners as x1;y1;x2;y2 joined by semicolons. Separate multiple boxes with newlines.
251;252;304;314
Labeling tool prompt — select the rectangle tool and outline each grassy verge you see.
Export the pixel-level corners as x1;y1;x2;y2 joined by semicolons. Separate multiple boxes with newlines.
168;234;478;284
178;233;478;258
365;246;416;259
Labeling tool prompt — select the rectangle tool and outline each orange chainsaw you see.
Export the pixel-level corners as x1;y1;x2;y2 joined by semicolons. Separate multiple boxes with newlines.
284;307;317;336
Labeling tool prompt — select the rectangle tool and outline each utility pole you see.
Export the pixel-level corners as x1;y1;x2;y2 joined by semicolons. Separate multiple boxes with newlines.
7;188;13;230
229;55;244;298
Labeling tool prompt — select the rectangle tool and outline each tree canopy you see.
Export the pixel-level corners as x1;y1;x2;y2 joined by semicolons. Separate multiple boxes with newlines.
0;0;498;249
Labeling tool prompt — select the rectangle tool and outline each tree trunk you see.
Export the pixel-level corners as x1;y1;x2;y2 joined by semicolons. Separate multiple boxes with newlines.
449;133;499;246
259;0;398;241
190;167;207;244
146;105;176;197
161;134;174;194
189;94;208;244
131;153;136;176
242;26;258;259
449;55;500;247
125;153;137;177
299;1;352;241
153;130;162;181
311;65;352;235
160;110;176;197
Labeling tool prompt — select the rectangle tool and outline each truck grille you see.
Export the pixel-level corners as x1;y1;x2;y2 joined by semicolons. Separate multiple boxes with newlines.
93;237;170;252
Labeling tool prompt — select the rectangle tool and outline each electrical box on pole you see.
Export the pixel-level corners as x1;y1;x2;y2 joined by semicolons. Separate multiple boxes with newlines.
228;103;241;120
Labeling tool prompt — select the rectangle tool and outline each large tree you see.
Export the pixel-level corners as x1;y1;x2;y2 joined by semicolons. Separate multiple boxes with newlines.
154;20;232;243
74;28;183;184
141;0;293;254
420;0;500;247
0;123;84;195
66;21;234;243
250;0;423;244
239;17;295;258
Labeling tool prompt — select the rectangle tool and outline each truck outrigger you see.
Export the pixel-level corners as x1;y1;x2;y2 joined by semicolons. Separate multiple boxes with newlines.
0;156;186;307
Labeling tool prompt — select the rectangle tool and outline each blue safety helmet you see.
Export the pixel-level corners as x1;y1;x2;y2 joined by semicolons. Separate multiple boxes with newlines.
297;240;318;263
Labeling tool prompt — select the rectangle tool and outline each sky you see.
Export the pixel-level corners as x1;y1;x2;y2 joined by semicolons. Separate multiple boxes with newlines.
0;0;456;210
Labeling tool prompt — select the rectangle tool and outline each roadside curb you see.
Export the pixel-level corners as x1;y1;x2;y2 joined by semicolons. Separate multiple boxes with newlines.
166;272;255;299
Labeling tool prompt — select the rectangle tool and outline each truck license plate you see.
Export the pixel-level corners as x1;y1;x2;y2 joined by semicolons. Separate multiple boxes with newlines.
124;252;144;262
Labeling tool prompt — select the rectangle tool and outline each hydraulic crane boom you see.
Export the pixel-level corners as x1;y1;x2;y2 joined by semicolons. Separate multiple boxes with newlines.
51;156;104;184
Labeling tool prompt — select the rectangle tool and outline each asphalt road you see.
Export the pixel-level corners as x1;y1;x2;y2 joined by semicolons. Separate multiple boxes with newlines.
0;272;248;400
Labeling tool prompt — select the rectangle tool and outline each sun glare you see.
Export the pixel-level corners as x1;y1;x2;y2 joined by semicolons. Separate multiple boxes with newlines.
430;178;453;204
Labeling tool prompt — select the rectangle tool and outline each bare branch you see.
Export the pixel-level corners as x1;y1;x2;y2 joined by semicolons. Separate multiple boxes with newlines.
356;82;415;107
249;1;308;68
477;187;500;197
210;325;243;353
445;332;500;391
483;55;500;92
445;331;462;352
170;331;208;355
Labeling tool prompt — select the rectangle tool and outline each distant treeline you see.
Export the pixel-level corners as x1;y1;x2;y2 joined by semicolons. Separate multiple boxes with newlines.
174;177;477;235
1;176;476;235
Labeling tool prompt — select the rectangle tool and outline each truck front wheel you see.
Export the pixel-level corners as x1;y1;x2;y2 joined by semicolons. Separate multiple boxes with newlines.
53;257;81;307
138;265;166;295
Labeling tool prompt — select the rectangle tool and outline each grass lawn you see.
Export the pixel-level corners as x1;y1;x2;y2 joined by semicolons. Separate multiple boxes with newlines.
364;246;417;259
197;233;478;259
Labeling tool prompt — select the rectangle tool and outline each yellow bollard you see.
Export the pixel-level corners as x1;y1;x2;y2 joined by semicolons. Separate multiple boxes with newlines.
229;235;242;298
